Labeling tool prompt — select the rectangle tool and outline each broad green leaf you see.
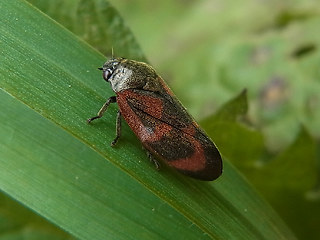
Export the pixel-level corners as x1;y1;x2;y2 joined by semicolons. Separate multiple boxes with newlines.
0;89;209;240
0;1;297;240
0;192;75;240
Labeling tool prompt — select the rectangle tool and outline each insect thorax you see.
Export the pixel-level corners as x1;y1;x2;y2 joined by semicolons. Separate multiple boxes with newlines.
108;59;160;93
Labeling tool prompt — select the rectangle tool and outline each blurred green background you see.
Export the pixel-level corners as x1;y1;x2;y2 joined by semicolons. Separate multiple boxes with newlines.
108;0;320;152
1;0;319;239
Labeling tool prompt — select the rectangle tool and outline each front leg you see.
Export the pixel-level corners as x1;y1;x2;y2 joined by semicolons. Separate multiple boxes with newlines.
111;110;122;147
87;96;116;123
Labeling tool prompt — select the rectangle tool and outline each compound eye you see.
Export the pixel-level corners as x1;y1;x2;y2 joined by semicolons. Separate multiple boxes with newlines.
103;69;113;81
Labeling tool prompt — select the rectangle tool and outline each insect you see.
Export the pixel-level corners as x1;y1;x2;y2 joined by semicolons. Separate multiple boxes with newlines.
88;58;222;181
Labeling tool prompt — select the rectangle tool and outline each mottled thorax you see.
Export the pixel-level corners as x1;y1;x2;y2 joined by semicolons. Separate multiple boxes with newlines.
104;58;160;93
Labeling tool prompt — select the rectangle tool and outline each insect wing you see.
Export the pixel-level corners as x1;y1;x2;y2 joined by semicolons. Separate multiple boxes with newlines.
116;88;222;181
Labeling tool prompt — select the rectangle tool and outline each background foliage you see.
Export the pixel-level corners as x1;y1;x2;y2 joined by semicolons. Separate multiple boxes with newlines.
0;0;319;239
108;0;320;152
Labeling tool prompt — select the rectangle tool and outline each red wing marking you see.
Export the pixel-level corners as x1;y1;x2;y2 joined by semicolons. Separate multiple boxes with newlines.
116;90;172;142
167;135;206;171
116;89;221;178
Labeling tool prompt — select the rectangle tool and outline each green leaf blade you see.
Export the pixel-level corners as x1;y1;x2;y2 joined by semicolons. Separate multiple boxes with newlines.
0;1;297;240
0;89;212;240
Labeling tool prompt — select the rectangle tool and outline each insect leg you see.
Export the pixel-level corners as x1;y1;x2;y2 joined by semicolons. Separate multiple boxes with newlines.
111;110;121;147
87;96;116;123
146;150;160;170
